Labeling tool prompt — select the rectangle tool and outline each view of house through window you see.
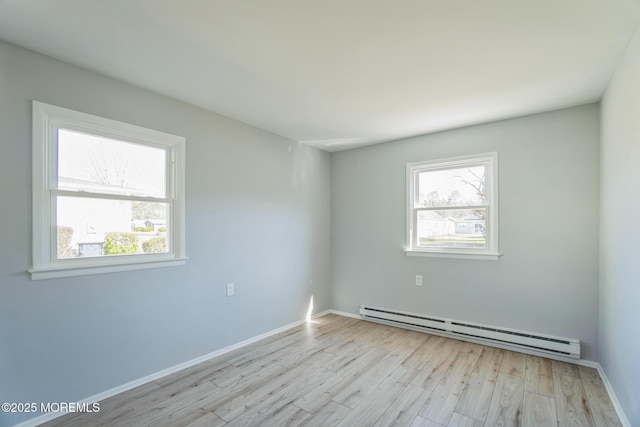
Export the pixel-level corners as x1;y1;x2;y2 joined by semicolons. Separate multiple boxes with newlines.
32;101;185;280
56;129;169;259
416;165;487;249
407;153;498;258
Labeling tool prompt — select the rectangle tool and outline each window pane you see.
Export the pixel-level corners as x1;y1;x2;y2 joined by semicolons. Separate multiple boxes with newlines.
416;208;486;249
56;196;168;259
417;166;485;207
57;129;166;198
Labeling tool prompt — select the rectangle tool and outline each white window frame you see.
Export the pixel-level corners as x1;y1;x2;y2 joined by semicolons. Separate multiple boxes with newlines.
30;101;186;280
406;152;500;260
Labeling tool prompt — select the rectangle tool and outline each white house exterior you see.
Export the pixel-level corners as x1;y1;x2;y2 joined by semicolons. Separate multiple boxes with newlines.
416;210;455;240
57;177;137;257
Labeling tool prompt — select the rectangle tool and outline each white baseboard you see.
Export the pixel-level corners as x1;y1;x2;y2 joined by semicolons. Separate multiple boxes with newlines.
13;309;332;427
592;363;632;427
560;359;630;427
329;309;361;319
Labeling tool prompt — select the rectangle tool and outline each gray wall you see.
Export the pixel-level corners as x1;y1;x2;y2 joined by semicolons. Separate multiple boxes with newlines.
331;105;600;360
600;28;640;427
0;40;331;427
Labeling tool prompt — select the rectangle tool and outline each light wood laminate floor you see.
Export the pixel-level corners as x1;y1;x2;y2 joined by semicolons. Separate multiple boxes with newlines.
42;314;621;427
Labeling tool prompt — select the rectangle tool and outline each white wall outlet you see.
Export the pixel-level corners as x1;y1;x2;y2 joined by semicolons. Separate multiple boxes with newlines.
226;283;235;297
416;275;423;286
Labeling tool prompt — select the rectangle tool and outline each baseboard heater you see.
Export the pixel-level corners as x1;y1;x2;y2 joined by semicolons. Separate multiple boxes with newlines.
359;305;580;359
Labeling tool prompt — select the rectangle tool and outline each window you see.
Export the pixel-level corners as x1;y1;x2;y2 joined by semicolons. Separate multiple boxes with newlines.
406;153;499;260
31;101;186;279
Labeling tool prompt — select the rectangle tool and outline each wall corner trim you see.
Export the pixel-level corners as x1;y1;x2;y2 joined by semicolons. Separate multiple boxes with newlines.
586;361;633;427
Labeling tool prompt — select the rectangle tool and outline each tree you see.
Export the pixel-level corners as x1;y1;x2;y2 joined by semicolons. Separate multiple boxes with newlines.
142;237;166;253
452;168;488;236
423;191;442;207
103;232;139;255
447;190;462;206
132;202;166;221
57;226;74;258
87;151;134;188
454;168;485;202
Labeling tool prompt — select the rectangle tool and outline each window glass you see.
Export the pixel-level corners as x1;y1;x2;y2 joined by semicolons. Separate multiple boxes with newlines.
56;197;169;259
58;129;166;198
417;166;485;207
407;153;498;259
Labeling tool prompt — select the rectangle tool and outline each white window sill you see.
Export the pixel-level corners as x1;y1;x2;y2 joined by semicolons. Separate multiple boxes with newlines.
29;258;187;280
405;250;501;261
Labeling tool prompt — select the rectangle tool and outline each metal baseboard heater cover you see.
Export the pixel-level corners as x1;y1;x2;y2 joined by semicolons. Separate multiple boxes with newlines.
359;305;580;359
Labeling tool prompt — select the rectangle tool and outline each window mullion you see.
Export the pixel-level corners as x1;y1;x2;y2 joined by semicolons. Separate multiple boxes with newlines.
413;205;489;212
53;189;171;204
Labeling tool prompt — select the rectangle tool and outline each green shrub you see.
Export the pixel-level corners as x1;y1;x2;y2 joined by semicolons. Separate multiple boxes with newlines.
57;226;74;258
142;237;166;253
103;232;139;255
157;227;166;233
133;226;154;232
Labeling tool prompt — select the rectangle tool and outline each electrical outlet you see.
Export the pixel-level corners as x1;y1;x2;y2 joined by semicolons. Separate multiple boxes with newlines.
416;275;423;286
226;283;234;296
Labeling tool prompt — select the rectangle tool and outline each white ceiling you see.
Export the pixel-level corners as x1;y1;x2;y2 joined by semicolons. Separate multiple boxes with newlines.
1;1;639;151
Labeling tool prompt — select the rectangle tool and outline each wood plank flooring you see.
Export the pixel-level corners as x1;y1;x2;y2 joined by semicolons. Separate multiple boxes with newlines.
41;314;621;427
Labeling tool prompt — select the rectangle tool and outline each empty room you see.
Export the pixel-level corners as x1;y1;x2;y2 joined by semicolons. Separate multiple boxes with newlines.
1;1;639;426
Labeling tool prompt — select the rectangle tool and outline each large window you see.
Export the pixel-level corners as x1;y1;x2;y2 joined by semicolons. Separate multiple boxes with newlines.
31;101;186;279
406;153;499;260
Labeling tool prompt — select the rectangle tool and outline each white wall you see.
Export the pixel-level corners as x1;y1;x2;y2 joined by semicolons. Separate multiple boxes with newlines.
331;105;601;360
600;28;640;427
0;40;331;427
